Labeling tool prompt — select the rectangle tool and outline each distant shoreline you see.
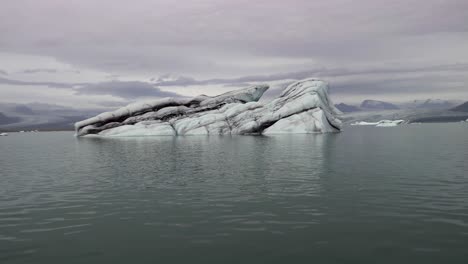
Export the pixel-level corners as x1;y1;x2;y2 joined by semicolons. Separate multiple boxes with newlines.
409;115;468;123
0;128;74;133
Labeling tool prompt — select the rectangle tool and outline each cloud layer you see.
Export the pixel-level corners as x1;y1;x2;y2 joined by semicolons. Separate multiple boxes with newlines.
74;81;182;99
0;0;467;106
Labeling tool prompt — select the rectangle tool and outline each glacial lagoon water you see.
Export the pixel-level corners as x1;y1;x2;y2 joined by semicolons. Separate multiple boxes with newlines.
1;123;468;263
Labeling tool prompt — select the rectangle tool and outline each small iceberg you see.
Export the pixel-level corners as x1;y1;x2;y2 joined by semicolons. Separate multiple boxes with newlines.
351;120;404;127
350;121;379;126
0;132;8;136
375;120;405;127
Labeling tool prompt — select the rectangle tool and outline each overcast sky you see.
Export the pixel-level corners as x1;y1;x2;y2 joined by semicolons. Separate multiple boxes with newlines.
1;0;467;108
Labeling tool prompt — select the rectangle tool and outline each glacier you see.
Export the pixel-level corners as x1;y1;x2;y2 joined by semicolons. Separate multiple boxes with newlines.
74;78;342;137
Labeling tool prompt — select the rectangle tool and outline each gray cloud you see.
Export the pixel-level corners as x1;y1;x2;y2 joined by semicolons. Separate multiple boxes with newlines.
22;68;58;74
0;77;78;88
154;63;468;87
0;77;184;101
150;63;468;101
2;60;467;105
73;81;183;99
106;74;120;79
222;82;253;88
1;0;467;75
20;68;81;74
0;0;467;104
0;69;7;75
98;101;131;107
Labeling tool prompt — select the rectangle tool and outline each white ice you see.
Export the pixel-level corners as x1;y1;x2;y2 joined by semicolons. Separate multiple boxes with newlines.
351;120;405;127
75;79;342;137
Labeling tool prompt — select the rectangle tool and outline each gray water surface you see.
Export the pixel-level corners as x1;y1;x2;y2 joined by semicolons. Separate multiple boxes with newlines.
1;124;468;263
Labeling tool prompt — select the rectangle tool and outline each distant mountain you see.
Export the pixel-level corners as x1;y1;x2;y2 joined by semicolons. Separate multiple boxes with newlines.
13;105;35;115
335;103;360;113
342;108;468;125
360;100;399;110
5;115;89;131
417;99;455;109
0;102;102;131
451;102;468;112
399;99;459;110
410;115;468;123
0;112;21;125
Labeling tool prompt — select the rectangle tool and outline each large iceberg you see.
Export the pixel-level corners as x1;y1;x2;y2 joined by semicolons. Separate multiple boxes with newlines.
75;78;342;137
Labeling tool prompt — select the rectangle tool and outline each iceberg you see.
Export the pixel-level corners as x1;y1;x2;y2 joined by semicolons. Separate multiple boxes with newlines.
375;120;405;127
350;121;380;126
75;78;342;137
351;120;405;127
0;132;8;136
